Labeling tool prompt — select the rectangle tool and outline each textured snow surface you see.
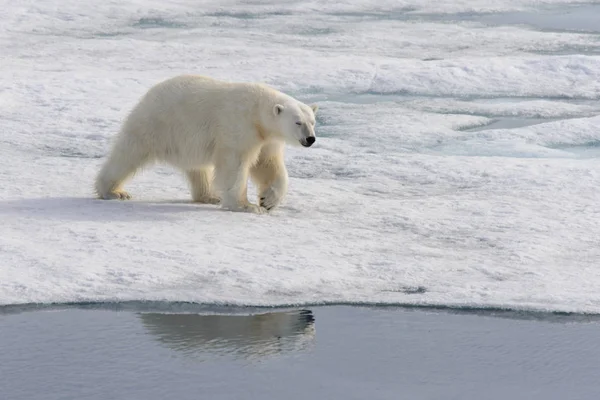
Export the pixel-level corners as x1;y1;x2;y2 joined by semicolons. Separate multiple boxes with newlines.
2;0;600;312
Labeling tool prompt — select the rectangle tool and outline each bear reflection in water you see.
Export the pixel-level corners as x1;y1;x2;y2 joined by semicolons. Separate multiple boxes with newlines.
139;309;315;359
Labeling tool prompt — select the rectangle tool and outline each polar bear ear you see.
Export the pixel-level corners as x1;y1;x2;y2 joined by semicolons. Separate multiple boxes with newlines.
273;104;284;116
310;104;319;114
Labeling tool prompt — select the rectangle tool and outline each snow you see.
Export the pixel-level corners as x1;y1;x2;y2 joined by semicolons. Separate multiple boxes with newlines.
1;0;600;313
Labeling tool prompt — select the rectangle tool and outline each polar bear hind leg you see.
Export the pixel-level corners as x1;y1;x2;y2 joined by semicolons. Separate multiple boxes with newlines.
95;135;151;200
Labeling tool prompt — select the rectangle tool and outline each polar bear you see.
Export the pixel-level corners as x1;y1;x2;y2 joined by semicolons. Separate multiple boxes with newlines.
94;75;318;213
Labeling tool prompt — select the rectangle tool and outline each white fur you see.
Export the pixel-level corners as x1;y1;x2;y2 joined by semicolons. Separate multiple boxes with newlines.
94;75;318;213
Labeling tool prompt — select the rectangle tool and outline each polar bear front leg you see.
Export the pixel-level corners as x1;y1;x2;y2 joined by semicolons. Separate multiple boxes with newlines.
250;143;288;211
214;151;266;214
186;168;220;204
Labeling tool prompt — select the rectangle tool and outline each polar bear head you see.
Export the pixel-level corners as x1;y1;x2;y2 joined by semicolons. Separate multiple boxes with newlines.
272;100;318;147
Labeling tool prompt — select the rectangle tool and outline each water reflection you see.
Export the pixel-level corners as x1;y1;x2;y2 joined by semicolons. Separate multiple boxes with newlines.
139;309;315;360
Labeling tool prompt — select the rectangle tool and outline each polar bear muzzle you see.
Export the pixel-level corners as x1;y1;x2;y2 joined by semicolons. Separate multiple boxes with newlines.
301;136;316;147
299;122;316;147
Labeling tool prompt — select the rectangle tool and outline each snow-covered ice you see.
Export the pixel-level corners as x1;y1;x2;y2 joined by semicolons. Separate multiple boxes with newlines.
1;0;600;313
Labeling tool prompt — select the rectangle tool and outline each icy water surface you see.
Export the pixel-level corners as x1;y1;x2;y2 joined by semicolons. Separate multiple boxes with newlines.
2;305;600;400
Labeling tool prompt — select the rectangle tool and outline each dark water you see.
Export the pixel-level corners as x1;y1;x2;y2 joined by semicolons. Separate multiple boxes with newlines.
2;306;600;400
472;5;600;33
326;4;600;34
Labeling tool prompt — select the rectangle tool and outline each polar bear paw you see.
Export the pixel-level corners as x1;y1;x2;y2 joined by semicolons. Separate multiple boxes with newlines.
193;196;220;205
244;204;268;214
221;202;267;214
259;187;283;211
99;190;131;200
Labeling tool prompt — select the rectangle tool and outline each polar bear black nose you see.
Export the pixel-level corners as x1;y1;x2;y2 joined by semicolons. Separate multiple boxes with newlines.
306;137;315;145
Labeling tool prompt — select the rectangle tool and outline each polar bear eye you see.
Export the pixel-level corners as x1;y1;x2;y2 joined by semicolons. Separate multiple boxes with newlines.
295;122;302;126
